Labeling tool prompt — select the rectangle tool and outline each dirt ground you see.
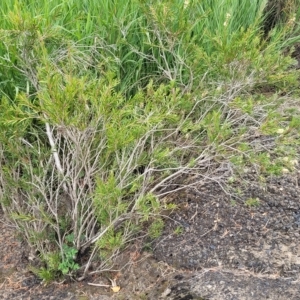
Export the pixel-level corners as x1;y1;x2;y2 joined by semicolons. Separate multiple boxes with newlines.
1;165;300;299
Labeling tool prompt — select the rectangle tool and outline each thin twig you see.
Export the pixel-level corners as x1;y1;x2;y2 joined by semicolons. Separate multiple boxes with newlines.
87;283;110;288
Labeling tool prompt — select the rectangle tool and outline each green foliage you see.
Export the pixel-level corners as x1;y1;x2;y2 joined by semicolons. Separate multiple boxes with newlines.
58;244;80;275
136;193;161;221
93;174;125;226
245;198;260;207
30;244;79;281
174;226;184;235
148;218;164;239
96;229;124;257
29;251;61;283
30;267;57;284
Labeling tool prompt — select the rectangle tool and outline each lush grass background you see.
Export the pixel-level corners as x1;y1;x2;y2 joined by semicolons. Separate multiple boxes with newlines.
0;0;300;281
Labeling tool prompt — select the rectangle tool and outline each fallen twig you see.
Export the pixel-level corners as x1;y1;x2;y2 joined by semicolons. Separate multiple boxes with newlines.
87;282;110;288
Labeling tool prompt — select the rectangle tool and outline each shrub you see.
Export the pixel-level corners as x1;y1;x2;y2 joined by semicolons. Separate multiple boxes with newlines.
0;0;299;281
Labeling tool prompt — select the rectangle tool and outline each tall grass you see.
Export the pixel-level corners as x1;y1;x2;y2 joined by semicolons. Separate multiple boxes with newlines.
2;0;293;96
0;0;300;281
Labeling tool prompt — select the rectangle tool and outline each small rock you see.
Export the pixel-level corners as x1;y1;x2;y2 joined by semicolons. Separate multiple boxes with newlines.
161;288;171;298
